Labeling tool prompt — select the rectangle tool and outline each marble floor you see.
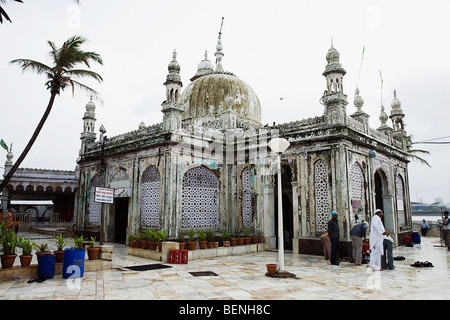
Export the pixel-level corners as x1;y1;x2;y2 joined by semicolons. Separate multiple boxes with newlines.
0;233;448;300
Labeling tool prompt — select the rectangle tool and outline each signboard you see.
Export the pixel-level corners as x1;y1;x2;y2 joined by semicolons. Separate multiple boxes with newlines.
94;187;115;204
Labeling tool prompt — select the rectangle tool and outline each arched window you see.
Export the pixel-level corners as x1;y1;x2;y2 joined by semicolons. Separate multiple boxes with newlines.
140;166;161;229
396;174;406;228
314;160;331;232
350;163;366;224
242;168;252;228
181;166;219;230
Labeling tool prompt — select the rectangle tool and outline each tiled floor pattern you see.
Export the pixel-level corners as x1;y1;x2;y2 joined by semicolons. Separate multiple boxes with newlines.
0;234;448;300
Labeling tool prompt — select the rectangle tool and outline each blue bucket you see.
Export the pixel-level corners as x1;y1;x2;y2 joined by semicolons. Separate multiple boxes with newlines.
37;254;55;280
62;249;85;279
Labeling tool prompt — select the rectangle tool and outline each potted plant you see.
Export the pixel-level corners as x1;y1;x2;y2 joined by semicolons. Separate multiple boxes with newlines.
134;232;143;248
1;228;18;268
197;228;208;249
236;228;244;246
256;230;265;243
128;234;136;247
178;231;186;250
206;230;215;248
243;228;251;245
142;231;150;250
87;236;100;260
220;231;231;247
35;242;51;261
186;229;197;250
156;230;167;252
17;235;35;267
53;234;66;263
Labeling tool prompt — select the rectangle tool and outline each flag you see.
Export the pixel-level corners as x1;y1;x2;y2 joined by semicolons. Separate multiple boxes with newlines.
0;139;8;151
361;46;365;61
379;69;384;88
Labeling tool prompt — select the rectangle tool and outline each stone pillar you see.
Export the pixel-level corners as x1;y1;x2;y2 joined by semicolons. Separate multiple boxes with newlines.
263;183;276;249
291;181;300;253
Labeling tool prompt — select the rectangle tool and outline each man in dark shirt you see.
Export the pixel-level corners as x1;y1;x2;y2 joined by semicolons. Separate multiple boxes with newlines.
327;211;340;265
350;221;368;265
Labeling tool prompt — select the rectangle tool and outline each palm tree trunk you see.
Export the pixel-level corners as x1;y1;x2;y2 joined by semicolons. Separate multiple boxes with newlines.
0;92;57;193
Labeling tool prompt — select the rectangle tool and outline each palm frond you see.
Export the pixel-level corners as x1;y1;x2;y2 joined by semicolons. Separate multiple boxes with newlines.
68;79;103;104
63;69;103;82
9;59;52;75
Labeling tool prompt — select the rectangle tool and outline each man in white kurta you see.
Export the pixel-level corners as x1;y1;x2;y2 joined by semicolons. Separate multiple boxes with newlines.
369;209;388;271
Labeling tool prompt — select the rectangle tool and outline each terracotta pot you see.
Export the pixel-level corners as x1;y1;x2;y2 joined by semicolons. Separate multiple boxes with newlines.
19;255;32;267
87;247;100;260
1;254;17;268
251;237;259;244
36;251;51;261
259;237;265;243
179;242;186;250
266;264;278;276
244;237;251;245
222;240;230;247
198;240;208;249
213;241;219;248
187;242;197;250
207;242;214;249
142;240;150;250
237;238;245;246
53;250;65;263
149;242;158;251
129;240;136;247
135;240;143;248
230;238;237;246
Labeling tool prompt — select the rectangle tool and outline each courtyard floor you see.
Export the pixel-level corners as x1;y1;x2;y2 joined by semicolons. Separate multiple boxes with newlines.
0;232;448;301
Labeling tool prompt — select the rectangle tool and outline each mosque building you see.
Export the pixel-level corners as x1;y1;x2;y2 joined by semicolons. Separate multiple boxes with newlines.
75;29;412;255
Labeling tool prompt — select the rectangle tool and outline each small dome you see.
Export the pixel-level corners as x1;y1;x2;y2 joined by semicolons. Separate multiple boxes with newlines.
379;106;389;125
191;51;214;81
168;50;180;72
391;90;402;110
326;45;340;63
86;97;96;112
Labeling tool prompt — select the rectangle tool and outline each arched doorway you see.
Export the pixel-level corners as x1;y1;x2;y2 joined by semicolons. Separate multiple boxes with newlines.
274;165;293;250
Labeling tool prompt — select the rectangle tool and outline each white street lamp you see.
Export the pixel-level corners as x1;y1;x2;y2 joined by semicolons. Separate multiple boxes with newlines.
268;137;290;272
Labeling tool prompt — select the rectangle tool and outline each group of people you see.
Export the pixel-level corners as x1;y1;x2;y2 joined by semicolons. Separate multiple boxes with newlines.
321;209;394;271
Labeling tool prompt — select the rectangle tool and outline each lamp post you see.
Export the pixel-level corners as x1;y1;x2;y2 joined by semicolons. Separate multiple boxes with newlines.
268;137;290;272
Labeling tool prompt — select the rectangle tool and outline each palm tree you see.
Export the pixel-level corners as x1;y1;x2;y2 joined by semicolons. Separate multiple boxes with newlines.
0;35;103;193
406;135;431;168
1;0;80;23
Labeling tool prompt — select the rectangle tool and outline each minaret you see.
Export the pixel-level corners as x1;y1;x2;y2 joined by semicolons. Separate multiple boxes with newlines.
215;17;225;73
390;90;405;133
321;41;348;125
162;50;184;132
80;97;97;154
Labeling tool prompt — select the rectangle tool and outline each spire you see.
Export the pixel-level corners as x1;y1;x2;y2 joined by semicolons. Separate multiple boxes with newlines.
165;49;182;85
215;17;225;72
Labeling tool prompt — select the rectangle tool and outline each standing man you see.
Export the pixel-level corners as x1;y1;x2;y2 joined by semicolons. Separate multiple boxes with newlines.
442;211;450;251
369;209;389;271
327;211;340;265
421;219;429;236
350;221;368;265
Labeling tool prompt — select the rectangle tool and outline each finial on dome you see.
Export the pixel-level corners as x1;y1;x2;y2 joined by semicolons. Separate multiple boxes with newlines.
215;17;225;72
354;88;364;111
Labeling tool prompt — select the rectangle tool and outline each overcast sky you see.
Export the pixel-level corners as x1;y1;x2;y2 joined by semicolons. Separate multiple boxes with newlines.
1;0;449;204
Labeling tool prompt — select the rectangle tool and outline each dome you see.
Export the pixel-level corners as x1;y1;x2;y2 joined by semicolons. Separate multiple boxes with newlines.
391;90;402;110
181;72;261;125
326;45;340;63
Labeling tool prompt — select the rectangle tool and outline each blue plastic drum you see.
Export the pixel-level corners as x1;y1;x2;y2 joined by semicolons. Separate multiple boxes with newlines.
37;253;55;280
62;249;85;279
